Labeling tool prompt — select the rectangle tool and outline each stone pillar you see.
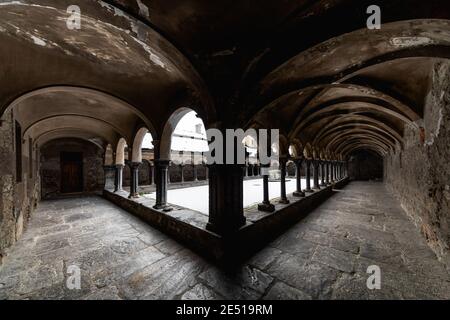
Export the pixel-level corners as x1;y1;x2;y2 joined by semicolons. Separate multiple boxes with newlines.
313;160;320;190
336;162;339;180
279;157;290;204
305;159;313;193
150;163;155;186
293;159;305;197
326;161;330;184
114;164;124;192
180;164;185;183
153;159;172;211
129;162;140;198
193;163;198;181
258;164;275;212
320;161;326;187
207;164;246;235
330;161;336;183
103;165;115;190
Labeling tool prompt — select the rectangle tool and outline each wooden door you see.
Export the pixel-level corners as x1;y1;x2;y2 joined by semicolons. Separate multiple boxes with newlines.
60;152;83;193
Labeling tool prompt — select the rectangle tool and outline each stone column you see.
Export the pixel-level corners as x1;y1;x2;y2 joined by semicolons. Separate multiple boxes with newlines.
129;162;140;198
114;164;124;192
305;159;313;193
320;161;326;187
150;163;155;186
279;157;290;204
313;160;320;190
293;159;305;197
193;163;198;181
258;164;275;212
331;162;336;182
180;164;185;183
207;164;246;235
103;165;115;190
335;162;339;181
326;161;330;184
153;159;172;211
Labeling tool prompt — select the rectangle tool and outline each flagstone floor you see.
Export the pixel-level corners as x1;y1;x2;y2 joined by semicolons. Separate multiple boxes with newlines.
0;181;449;300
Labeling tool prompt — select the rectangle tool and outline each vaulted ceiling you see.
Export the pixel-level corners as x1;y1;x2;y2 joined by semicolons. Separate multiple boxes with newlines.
1;0;449;158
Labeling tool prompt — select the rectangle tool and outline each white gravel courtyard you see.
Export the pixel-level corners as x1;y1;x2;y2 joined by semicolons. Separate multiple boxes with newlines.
146;178;314;214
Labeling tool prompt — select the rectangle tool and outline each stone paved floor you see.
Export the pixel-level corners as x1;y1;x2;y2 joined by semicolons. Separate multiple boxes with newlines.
0;181;449;300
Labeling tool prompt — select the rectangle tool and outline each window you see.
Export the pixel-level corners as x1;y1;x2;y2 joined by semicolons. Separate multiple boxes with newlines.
15;121;22;182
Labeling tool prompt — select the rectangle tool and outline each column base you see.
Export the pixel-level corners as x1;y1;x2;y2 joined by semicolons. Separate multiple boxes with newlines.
293;191;305;197
128;193;139;199
304;188;314;193
206;217;246;235
258;202;275;212
279;198;290;204
153;204;173;212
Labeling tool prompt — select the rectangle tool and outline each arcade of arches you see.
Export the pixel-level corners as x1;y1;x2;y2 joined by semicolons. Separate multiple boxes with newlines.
0;1;449;300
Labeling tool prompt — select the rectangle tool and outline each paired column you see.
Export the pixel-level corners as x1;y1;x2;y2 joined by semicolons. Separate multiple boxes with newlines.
293;159;305;197
258;164;275;212
325;161;330;184
320;161;326;187
279;157;289;204
129;162;140;198
313;160;320;190
180;164;185;183
153;159;172;211
330;161;336;183
305;159;313;193
193;163;198;181
114;164;124;192
150;162;155;186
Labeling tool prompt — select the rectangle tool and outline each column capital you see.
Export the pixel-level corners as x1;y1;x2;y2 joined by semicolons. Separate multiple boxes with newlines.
130;162;141;169
154;159;171;167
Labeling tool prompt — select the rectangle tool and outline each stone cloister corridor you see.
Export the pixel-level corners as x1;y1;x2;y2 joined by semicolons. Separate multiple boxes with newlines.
0;1;450;302
1;182;449;300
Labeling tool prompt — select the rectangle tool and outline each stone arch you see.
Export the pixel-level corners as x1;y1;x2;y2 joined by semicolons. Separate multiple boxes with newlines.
132;128;151;163
303;143;313;159
116;138;128;166
160;107;208;160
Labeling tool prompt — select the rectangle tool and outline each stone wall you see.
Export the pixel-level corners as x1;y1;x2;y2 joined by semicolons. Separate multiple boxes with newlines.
40;138;105;199
385;61;450;266
0;109;40;265
348;150;383;181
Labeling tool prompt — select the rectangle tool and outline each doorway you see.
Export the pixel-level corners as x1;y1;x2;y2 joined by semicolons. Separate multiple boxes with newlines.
60;152;83;193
